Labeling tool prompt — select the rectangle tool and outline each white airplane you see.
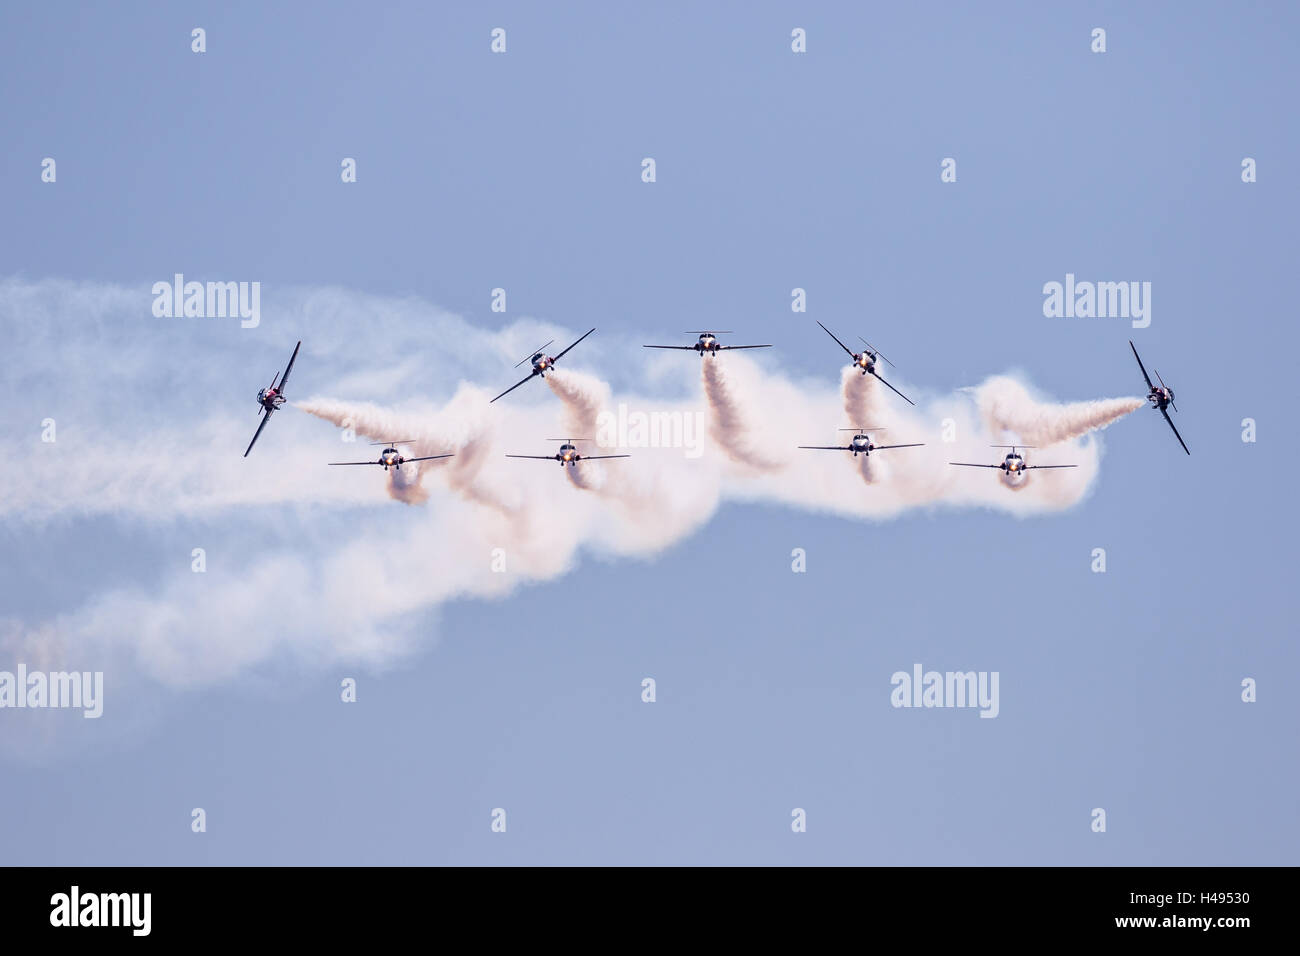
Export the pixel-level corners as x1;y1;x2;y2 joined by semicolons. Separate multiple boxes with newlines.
329;440;454;471
643;331;771;357
245;340;301;457
816;321;914;405
507;438;630;467
491;328;596;403
949;445;1076;476
799;427;924;457
1130;340;1189;455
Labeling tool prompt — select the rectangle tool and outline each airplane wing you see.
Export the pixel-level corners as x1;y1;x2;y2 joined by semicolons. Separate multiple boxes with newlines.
1160;408;1190;455
244;409;273;457
405;454;455;463
949;462;1001;468
278;341;302;395
798;445;852;451
580;455;631;460
553;327;596;363
490;371;537;403
717;344;772;350
642;345;695;350
816;321;856;359
328;460;379;466
873;443;925;450
1129;340;1154;391
505;455;559;460
1025;464;1078;470
871;370;915;406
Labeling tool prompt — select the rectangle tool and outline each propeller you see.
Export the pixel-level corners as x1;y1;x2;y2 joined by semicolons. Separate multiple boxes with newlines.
1154;370;1178;411
858;337;894;367
515;340;555;369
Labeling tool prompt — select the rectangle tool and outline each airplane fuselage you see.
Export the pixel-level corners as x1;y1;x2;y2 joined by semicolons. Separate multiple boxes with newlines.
853;353;876;374
1003;455;1025;475
850;435;873;456
379;448;403;470
532;354;554;376
257;387;285;412
1149;386;1173;411
695;334;720;354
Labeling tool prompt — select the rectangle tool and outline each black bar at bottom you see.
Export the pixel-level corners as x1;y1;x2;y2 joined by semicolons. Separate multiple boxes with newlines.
0;866;1274;941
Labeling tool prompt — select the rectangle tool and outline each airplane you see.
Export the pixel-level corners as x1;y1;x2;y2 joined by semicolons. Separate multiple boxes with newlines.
642;331;772;357
245;340;301;457
490;328;597;403
329;440;454;471
506;438;630;467
798;427;925;457
1129;340;1189;455
815;321;915;405
949;445;1077;476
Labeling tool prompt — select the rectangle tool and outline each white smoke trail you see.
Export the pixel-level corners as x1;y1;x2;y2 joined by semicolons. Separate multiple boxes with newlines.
545;370;707;545
543;371;613;494
565;460;603;492
1000;472;1030;492
978;377;1144;447
859;451;878;485
839;370;896;486
386;461;431;504
842;368;890;434
545;369;604;438
701;359;786;470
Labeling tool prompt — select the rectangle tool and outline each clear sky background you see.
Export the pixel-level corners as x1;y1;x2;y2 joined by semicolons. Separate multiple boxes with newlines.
1;1;1297;865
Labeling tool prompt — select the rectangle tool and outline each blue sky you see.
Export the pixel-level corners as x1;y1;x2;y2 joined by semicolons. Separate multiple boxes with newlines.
1;1;1296;865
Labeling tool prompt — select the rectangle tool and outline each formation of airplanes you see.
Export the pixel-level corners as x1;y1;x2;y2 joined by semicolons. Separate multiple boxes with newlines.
242;327;1192;481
